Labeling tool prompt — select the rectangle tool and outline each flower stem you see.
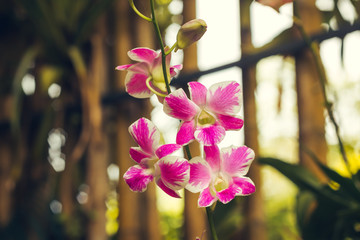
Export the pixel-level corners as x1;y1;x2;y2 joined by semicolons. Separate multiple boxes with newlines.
165;43;177;55
206;207;219;240
150;0;171;94
293;11;351;176
128;0;152;22
149;2;219;240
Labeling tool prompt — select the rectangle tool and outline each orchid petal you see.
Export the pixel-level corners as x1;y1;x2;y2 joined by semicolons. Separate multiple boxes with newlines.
128;47;158;63
155;144;182;159
170;64;183;77
198;187;217;207
123;166;153;192
194;124;225;146
156;156;190;190
233;177;256;195
204;145;221;171
207;81;242;115
129;118;159;155
115;64;133;71
186;157;212;193
217;114;244;130
163;88;200;121
129;147;153;164
216;183;239;204
189;82;207;107
156;178;181;198
125;72;153;98
176;120;196;145
126;62;149;75
222;146;255;176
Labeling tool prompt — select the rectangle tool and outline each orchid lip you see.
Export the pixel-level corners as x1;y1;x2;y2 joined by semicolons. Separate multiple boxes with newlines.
145;77;167;97
210;172;230;195
197;109;216;126
214;177;228;192
143;158;158;170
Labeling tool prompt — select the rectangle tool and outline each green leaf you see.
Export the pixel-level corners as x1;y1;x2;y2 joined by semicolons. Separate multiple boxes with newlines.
296;190;316;236
311;157;360;202
259;158;322;190
259;157;351;207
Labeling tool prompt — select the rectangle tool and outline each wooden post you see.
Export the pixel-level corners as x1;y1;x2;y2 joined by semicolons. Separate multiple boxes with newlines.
182;0;209;239
239;0;267;239
294;0;328;182
85;15;109;240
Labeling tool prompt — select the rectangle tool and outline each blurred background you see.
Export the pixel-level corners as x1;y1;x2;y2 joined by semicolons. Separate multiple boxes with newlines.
0;0;360;239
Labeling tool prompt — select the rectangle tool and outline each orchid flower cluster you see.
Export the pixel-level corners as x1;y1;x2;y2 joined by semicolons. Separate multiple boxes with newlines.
117;2;256;209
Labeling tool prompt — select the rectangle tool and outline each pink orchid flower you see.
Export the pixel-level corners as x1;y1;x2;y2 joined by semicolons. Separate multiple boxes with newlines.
116;47;182;98
123;118;190;198
186;145;256;207
163;81;244;146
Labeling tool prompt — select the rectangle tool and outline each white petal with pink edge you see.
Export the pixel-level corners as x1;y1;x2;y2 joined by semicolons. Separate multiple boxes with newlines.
189;82;207;107
216;183;240;204
156;178;181;198
115;64;133;71
123;165;154;192
176;120;196;145
198;187;217;207
203;145;221;171
233;177;256;195
170;64;183;77
163;88;200;121
128;47;158;63
126;62;149;75
194;124;225;146
129;118;160;155
125;72;153;98
129;147;153;164
207;81;242;115
156;156;190;191
221;145;255;176
186;157;212;193
217;114;244;130
155;144;182;159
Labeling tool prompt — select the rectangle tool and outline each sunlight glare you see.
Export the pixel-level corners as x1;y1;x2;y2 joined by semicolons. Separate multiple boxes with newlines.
21;73;36;95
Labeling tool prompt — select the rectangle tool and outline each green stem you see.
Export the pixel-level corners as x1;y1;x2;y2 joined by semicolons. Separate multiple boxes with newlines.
165;42;177;55
149;2;219;239
293;12;351;175
206;207;219;240
150;0;171;94
128;0;152;22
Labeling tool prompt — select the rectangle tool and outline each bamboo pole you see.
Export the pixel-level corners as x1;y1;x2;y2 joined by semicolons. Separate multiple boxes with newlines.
294;0;328;182
239;0;267;239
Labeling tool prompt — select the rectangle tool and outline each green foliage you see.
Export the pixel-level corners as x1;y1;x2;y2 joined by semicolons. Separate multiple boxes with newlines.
213;199;244;239
259;157;360;240
160;212;183;240
265;190;299;240
16;0;114;48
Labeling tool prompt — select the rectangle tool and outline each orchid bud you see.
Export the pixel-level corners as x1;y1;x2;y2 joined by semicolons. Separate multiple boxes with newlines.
175;19;207;51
